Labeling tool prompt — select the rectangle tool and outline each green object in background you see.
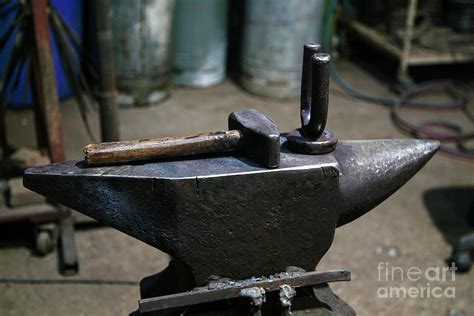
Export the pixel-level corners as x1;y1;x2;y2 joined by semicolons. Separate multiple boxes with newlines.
111;0;175;106
171;0;228;87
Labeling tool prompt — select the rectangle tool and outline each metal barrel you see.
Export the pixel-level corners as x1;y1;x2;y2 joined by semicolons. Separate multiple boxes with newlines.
171;0;228;87
240;0;324;99
111;0;175;106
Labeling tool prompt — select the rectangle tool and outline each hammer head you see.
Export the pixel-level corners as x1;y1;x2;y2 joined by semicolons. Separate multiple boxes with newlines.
229;109;280;168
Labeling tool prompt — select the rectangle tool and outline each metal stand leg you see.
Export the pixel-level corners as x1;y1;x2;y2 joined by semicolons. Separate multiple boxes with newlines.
29;0;79;276
30;0;65;162
58;214;79;275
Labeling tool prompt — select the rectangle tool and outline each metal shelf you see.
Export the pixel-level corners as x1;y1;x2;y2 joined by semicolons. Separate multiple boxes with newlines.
343;0;474;83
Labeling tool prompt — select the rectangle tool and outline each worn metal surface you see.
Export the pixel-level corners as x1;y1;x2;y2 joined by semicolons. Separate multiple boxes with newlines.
111;0;175;105
171;0;228;87
24;137;439;286
288;48;337;154
228;109;280;168
240;0;325;98
300;44;321;131
287;128;338;154
301;53;329;139
139;269;350;313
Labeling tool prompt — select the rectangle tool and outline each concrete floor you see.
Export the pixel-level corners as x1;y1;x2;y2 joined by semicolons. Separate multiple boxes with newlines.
1;60;473;315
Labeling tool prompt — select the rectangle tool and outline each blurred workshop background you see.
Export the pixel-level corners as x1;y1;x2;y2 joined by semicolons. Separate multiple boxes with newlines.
0;0;473;315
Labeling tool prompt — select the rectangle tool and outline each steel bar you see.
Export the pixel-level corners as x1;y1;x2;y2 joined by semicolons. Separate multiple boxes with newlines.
307;53;330;138
288;47;336;154
29;0;64;162
139;270;350;313
300;53;331;139
94;0;120;142
300;43;321;130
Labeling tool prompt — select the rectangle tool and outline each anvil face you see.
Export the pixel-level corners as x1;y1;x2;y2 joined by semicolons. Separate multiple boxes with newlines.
24;138;439;285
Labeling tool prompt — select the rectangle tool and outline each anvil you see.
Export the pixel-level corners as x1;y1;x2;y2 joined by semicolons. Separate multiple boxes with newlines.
23;44;440;290
23;137;439;285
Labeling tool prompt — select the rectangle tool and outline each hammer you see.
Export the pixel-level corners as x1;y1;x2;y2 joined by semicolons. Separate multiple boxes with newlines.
83;109;280;168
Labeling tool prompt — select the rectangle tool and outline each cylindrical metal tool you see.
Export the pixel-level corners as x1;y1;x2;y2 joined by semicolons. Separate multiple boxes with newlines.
111;0;175;106
240;0;324;99
171;0;228;87
287;45;337;154
300;44;321;136
304;53;330;139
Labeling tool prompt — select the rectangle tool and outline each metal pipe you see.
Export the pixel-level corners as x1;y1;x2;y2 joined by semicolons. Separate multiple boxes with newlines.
29;0;65;162
94;0;120;142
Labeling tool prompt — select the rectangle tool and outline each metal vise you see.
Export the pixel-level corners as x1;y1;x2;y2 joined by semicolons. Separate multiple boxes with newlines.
23;44;439;288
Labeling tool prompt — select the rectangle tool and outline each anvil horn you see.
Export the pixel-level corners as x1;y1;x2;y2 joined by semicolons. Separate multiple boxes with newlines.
335;139;440;226
23;138;439;285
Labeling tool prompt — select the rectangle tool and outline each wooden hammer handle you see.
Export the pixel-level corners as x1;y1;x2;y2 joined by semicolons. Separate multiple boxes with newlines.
84;130;242;166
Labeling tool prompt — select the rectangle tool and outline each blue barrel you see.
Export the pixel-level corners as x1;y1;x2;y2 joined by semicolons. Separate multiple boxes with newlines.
111;0;175;106
0;0;84;108
240;0;324;99
171;0;228;87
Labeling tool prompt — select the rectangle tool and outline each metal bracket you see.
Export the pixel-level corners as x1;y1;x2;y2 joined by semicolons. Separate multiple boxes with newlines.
138;269;351;314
